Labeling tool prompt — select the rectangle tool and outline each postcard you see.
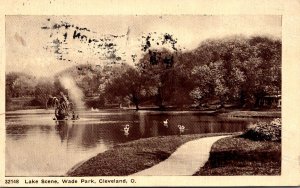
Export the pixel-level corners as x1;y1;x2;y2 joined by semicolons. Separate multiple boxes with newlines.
0;0;299;187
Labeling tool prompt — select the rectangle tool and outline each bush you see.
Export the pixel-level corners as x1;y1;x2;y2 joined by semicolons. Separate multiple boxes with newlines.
241;118;281;141
28;98;44;106
85;96;105;109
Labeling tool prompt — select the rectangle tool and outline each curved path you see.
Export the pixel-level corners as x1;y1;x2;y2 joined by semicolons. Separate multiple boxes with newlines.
131;135;229;176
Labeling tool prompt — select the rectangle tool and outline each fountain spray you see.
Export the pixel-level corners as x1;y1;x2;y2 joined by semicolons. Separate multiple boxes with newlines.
58;75;85;111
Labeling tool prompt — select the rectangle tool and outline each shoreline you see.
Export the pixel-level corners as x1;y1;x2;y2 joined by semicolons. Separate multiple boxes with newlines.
67;133;235;176
67;131;281;176
217;110;281;118
6;108;281;118
66;160;89;176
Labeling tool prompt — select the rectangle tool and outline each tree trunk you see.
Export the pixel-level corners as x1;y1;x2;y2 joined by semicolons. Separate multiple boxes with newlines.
132;94;139;111
45;101;48;109
135;103;139;111
156;87;165;110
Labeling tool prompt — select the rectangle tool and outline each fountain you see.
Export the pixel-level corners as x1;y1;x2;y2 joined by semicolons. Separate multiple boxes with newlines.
50;75;85;121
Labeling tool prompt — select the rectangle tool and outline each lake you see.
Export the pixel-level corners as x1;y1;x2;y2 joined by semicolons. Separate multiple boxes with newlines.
5;109;272;176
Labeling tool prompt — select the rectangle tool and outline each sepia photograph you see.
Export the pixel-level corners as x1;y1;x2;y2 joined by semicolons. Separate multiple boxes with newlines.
4;15;283;178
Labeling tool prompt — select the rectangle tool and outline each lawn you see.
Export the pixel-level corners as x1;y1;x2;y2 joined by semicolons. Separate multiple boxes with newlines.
194;136;281;175
67;133;232;176
67;132;281;176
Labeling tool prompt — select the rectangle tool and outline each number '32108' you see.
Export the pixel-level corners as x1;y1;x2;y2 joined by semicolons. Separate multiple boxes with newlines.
5;179;19;184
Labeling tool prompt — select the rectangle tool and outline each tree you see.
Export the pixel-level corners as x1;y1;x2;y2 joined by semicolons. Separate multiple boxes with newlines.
190;35;281;108
190;65;213;106
34;78;55;108
136;49;189;109
6;72;37;97
240;37;281;106
104;66;151;110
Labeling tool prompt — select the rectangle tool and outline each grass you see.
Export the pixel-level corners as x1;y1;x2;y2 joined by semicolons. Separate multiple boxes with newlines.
67;133;232;176
220;110;281;118
194;136;281;175
68;132;281;176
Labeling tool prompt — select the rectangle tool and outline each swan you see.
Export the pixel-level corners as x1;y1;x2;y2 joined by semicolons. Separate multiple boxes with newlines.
123;124;130;133
178;125;185;133
91;107;99;112
163;119;168;127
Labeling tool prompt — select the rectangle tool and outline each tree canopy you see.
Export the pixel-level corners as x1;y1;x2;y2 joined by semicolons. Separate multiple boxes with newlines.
6;35;281;110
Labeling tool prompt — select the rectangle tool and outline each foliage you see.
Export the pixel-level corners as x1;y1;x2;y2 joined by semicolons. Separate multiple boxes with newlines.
133;35;281;109
190;36;281;107
6;35;281;110
104;66;152;110
34;78;55;108
241;118;281;141
6;72;37;110
6;72;37;98
136;49;195;108
195;136;281;175
85;96;106;108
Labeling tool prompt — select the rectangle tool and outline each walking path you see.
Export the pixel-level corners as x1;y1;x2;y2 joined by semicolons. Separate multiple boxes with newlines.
131;135;229;176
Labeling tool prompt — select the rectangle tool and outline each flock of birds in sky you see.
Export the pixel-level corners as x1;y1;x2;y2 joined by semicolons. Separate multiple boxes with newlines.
122;118;186;137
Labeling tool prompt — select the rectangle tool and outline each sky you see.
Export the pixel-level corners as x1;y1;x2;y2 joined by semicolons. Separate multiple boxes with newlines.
6;15;281;77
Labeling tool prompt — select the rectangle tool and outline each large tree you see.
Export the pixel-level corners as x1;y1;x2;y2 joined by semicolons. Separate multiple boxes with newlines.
104;66;153;110
34;78;55;108
189;35;281;107
136;49;194;109
6;72;37;98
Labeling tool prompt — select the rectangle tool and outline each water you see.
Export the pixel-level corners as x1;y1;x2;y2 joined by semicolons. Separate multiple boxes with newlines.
5;109;271;176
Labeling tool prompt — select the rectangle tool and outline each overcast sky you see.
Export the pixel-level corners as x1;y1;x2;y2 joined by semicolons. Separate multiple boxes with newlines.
6;15;281;77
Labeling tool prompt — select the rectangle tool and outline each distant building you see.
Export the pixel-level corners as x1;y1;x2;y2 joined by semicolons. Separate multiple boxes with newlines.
258;95;281;108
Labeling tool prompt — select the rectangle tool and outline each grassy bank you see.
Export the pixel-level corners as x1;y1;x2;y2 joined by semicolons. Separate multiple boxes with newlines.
219;110;281;118
67;133;232;176
6;97;43;111
67;130;280;176
6;97;281;117
194;136;281;175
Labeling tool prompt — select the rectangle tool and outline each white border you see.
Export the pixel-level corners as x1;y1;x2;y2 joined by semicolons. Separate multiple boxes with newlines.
0;0;299;186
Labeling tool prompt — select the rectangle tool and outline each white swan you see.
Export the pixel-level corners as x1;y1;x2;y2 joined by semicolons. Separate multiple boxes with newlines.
124;124;130;134
91;107;99;112
178;125;185;133
163;119;169;127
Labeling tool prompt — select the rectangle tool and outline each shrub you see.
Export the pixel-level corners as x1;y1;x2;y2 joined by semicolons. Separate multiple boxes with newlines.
241;118;281;141
85;96;105;109
28;98;44;106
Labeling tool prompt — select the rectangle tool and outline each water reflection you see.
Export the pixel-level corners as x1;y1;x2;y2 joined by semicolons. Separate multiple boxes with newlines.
6;110;272;176
55;121;69;142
